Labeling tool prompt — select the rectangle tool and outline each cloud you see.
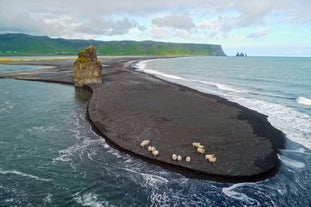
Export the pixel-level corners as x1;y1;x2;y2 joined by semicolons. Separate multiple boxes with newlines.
234;1;274;26
197;1;274;37
198;16;238;39
247;28;270;39
0;2;143;38
0;0;310;43
152;15;196;31
151;26;192;40
76;17;142;36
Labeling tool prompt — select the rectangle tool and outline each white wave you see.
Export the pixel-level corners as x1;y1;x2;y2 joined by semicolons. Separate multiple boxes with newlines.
52;154;71;163
214;83;248;93
280;148;311;155
296;96;311;107
222;183;260;206
74;192;113;207
53;136;109;164
279;155;305;169
52;143;84;163
229;96;311;150
134;60;185;80
0;168;52;182
124;168;171;206
141;172;169;187
125;168;168;188
140;172;170;206
43;193;53;203
133;60;149;70
193;80;248;93
150;190;170;207
138;68;185;80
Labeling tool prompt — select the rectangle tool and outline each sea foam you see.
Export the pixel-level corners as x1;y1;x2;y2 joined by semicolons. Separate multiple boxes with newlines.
296;96;311;107
134;60;185;80
138;68;185;80
229;96;311;150
0;168;52;182
279;155;305;169
74;192;109;207
222;183;260;205
196;80;248;93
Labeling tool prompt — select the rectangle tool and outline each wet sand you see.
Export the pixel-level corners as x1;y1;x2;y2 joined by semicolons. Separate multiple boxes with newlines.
0;57;285;182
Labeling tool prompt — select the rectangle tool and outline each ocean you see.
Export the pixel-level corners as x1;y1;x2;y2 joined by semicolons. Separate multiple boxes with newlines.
0;56;311;206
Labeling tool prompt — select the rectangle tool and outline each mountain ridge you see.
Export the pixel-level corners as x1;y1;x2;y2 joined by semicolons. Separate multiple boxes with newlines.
0;33;226;56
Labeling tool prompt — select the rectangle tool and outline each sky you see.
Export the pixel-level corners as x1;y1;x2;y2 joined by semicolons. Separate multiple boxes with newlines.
0;0;310;56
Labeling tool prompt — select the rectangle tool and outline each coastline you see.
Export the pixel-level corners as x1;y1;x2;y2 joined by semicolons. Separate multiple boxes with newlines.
0;57;285;182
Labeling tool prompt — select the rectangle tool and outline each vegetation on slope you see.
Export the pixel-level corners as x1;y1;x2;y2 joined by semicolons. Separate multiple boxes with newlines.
0;33;226;56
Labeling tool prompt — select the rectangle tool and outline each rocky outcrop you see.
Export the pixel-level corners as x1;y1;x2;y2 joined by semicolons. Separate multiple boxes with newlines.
73;46;102;86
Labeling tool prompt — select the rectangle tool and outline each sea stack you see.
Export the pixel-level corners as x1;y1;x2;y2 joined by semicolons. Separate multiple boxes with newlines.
72;46;102;87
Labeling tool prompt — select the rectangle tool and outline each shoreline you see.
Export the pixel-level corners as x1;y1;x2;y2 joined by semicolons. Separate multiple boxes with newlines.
0;57;285;182
129;60;285;150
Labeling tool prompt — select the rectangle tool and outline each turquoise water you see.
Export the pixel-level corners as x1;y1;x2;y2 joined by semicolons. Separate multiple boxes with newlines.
0;58;311;206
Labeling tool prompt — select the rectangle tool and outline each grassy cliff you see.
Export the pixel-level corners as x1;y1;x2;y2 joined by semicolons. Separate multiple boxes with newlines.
0;33;226;56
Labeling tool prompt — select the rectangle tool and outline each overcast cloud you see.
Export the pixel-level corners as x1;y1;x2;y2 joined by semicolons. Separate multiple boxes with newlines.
0;0;310;56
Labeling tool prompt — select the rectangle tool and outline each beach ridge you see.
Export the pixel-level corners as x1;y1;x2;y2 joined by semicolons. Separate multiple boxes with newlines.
0;57;285;182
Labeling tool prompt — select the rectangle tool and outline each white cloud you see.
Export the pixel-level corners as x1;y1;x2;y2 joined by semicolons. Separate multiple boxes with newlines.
0;1;308;36
76;17;142;36
234;1;274;26
152;15;196;31
247;28;270;39
151;26;170;39
0;0;310;56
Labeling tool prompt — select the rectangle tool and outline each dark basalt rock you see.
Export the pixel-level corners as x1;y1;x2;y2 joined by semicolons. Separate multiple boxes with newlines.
72;46;102;87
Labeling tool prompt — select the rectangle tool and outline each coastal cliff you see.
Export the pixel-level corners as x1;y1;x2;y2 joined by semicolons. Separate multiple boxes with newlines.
0;33;226;56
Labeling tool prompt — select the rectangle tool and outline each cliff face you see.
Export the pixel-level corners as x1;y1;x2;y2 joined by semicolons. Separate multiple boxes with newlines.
72;46;102;87
209;45;226;56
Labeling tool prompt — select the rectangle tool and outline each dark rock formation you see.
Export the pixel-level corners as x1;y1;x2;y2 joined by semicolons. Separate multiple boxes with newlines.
72;46;102;86
236;52;247;57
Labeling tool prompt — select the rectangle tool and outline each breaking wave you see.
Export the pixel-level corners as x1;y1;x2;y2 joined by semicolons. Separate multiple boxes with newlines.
74;192;112;207
296;96;311;107
229;96;311;150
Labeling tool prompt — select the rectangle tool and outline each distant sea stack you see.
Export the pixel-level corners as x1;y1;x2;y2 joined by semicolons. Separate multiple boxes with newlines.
72;46;102;87
236;52;247;57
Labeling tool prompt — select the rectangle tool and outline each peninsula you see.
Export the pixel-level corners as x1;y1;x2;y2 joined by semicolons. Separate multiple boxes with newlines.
0;56;284;182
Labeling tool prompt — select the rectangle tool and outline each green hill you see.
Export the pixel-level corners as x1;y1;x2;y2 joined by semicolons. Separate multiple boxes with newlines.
0;33;226;56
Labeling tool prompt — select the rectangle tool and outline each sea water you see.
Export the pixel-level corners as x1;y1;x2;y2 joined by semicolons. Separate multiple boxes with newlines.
0;58;310;206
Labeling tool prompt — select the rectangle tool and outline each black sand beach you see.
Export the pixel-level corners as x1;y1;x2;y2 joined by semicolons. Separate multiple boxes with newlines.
0;57;285;182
